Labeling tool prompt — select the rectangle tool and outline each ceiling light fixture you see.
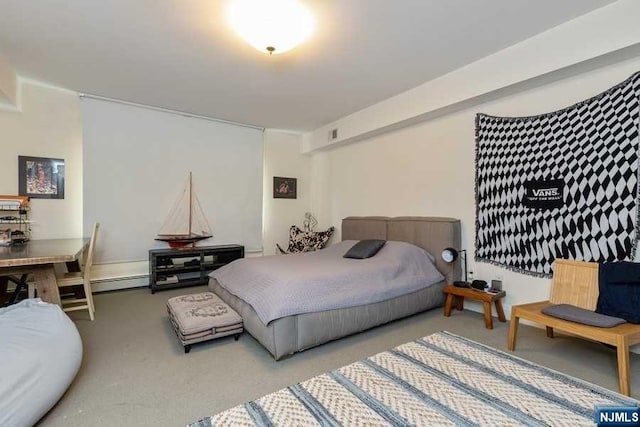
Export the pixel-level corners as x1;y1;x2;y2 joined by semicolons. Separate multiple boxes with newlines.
228;0;315;55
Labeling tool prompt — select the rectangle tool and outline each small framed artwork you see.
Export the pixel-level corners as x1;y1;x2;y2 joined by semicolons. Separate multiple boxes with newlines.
273;176;297;199
18;156;65;199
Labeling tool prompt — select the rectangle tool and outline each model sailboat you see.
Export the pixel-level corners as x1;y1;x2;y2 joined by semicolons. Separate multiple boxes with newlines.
156;172;212;248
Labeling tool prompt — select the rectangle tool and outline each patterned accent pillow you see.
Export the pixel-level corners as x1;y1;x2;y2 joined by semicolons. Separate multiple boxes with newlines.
286;225;335;253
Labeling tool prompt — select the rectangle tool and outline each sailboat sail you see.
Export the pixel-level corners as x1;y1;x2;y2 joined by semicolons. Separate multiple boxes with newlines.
157;172;212;246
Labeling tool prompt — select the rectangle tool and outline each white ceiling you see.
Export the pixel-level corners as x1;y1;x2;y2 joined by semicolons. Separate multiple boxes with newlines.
0;0;616;132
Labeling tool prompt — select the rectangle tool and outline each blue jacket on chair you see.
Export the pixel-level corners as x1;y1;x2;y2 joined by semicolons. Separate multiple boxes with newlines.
597;261;640;324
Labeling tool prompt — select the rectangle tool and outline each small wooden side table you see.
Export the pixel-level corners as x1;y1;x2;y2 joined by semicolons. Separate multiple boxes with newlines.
443;284;506;329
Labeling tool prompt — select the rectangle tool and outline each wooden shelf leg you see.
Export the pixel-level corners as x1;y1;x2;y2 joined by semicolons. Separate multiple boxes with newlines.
546;327;554;338
483;301;493;329
495;299;506;322
508;311;519;351
616;335;631;396
456;296;464;311
444;294;454;317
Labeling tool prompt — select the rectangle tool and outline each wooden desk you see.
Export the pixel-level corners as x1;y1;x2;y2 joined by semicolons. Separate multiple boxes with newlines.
443;284;507;329
0;238;89;305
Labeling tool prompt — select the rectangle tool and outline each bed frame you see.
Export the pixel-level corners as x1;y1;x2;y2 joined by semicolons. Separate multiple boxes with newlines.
209;216;461;360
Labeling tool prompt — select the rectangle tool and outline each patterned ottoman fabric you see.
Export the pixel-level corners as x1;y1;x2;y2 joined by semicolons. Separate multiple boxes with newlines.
167;292;243;352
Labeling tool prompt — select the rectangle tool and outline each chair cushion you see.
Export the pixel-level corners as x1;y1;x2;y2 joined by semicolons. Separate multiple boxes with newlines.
541;303;626;328
343;239;386;259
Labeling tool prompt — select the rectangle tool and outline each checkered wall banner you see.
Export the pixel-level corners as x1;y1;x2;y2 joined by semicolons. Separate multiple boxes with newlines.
475;71;640;277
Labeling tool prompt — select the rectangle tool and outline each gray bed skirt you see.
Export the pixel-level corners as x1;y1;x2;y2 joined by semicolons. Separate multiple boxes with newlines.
209;277;445;360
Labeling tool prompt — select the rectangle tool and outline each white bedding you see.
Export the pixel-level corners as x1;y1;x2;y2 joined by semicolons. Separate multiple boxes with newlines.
211;240;444;324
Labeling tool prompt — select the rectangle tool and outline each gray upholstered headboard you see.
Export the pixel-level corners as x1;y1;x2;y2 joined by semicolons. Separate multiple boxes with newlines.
342;216;462;283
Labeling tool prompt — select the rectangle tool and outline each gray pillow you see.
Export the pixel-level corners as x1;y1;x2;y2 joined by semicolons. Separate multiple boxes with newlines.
344;239;386;259
541;303;626;328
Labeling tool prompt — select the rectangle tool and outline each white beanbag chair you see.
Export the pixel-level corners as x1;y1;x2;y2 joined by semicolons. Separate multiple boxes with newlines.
0;299;82;427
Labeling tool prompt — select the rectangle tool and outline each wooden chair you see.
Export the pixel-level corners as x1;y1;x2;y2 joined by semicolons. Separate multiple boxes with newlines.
508;258;640;396
56;223;99;320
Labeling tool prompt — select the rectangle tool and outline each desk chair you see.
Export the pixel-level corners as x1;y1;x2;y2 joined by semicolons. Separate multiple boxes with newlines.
56;223;99;320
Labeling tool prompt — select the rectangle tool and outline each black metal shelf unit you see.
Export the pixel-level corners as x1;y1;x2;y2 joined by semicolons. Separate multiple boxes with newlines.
0;203;31;244
148;244;244;293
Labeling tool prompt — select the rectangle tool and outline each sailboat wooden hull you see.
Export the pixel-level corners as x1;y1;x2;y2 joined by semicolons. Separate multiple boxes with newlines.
155;234;212;248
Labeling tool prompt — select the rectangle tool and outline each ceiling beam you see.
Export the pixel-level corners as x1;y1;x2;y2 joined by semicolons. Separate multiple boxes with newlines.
303;0;640;153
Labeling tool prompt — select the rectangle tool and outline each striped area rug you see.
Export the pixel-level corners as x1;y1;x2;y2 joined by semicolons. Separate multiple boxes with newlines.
190;331;638;426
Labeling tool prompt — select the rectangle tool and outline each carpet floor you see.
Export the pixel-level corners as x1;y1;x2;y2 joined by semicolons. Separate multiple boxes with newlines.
38;285;639;426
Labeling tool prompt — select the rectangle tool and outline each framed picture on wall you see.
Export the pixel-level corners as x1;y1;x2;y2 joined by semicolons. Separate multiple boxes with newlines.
18;156;65;199
273;176;297;199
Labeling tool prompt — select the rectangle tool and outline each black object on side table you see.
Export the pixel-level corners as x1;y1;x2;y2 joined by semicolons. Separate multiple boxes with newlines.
149;244;244;294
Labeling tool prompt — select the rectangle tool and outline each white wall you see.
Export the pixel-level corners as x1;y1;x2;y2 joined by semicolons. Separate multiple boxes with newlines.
82;97;264;264
262;130;314;255
0;82;82;239
305;0;640;322
310;57;640;317
0;87;314;290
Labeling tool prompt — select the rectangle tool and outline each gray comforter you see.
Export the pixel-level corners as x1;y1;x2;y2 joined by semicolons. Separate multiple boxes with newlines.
210;240;444;324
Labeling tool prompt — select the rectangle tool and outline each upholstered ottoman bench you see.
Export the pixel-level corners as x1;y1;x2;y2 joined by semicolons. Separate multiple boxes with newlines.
167;292;243;353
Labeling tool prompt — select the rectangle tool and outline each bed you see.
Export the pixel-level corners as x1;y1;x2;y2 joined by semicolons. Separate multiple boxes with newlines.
208;216;461;360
